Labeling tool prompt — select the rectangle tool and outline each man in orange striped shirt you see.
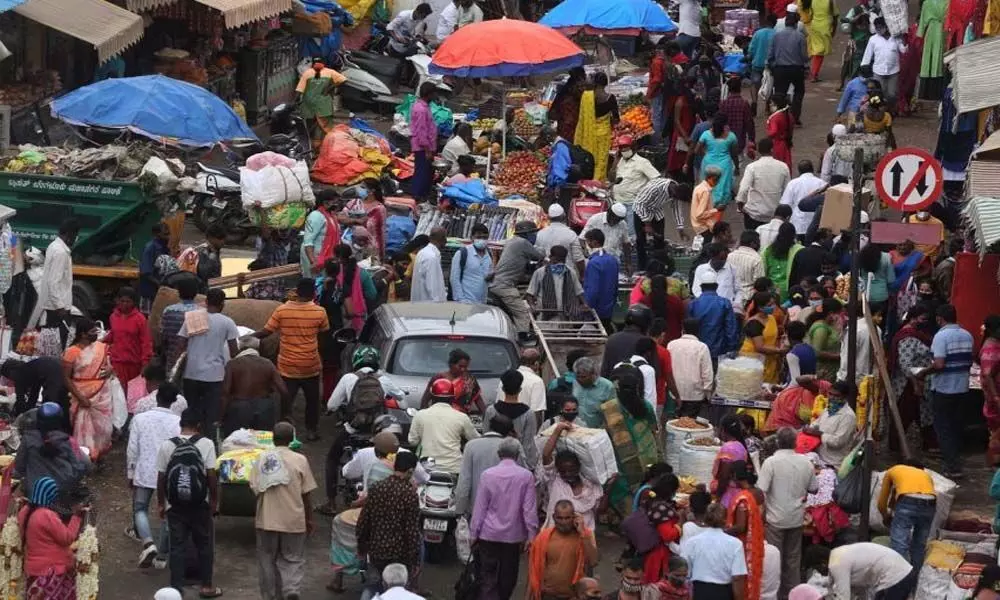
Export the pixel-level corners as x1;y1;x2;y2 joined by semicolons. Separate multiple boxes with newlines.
254;278;330;441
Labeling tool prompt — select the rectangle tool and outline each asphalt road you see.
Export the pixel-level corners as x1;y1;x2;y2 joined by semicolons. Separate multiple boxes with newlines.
97;21;962;599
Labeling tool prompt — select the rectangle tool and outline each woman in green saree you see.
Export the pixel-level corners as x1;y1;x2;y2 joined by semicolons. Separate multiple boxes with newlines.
601;363;662;518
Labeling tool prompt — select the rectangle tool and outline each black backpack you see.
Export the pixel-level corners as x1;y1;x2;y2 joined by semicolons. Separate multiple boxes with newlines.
165;435;209;509
568;144;595;180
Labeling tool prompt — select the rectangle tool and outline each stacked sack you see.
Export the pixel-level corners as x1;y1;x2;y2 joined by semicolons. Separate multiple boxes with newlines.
240;151;315;230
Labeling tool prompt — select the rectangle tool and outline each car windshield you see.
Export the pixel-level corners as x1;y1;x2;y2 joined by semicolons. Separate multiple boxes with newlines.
389;337;517;377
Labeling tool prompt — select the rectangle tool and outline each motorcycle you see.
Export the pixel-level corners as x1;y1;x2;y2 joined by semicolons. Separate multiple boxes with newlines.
418;458;459;563
568;180;610;231
336;392;407;507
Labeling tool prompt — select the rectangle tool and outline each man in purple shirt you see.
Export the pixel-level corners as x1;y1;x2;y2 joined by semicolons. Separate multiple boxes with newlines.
470;437;538;600
410;81;439;201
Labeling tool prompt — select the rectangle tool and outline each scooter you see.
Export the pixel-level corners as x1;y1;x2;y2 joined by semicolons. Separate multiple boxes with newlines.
568;180;610;231
418;458;459;563
333;51;394;112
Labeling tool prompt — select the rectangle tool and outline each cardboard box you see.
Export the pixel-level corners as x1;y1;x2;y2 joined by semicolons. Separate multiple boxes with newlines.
819;183;871;233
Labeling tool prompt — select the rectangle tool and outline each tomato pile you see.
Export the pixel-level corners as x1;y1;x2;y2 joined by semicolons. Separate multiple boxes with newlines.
621;105;654;137
493;150;547;194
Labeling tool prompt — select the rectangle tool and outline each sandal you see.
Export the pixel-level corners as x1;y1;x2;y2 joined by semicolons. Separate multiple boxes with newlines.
199;587;224;598
315;503;337;516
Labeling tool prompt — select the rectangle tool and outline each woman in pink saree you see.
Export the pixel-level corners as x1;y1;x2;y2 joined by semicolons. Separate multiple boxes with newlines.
711;415;750;509
62;319;114;463
344;179;388;259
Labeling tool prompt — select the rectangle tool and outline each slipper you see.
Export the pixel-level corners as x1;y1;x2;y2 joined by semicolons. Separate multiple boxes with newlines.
315;503;337;517
199;587;224;598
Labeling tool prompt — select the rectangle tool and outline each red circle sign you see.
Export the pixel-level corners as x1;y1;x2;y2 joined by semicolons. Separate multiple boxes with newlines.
874;147;943;212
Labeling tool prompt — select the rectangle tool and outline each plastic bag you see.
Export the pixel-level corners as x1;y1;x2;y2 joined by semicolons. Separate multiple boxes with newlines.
758;68;773;104
239;161;316;209
456;516;471;563
523;101;548;126
833;462;864;513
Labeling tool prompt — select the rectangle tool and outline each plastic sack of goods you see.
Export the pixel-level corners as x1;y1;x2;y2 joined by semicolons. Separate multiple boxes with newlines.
677;437;720;484
664;417;713;469
716;356;764;400
535;424;617;485
240;155;315;209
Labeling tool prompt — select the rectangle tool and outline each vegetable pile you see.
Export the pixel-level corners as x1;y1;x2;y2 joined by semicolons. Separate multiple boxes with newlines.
493;150;547;195
470;118;498;131
621;105;654;138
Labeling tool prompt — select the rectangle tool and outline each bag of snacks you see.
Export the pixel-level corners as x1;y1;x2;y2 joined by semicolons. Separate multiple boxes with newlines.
716;357;764;401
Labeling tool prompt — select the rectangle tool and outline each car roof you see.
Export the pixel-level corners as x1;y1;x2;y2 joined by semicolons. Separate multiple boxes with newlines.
375;302;516;340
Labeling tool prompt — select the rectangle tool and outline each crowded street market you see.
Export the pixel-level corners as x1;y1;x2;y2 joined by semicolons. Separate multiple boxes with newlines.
0;0;998;596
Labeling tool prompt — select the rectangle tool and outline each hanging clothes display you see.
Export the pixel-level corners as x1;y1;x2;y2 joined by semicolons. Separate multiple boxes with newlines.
945;0;977;46
935;86;978;180
918;0;948;100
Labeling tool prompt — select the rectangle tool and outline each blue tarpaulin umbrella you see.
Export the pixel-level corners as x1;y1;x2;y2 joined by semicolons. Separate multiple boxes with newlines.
50;75;257;147
539;0;677;35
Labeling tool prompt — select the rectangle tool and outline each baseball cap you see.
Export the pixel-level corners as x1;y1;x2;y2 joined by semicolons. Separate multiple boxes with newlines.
548;204;565;218
611;203;627;218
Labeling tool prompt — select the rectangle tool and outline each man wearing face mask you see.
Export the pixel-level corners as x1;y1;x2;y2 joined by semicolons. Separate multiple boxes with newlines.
580;202;633;269
449;223;493;304
802;380;858;467
574;578;603;600
609;558;653;600
526;245;585;320
490;221;544;335
692;243;738;304
536;204;586;279
610;136;661;249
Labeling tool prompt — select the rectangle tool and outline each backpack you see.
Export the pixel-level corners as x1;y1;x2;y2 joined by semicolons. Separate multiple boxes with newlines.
568;144;595;180
346;371;385;431
165;435;209;509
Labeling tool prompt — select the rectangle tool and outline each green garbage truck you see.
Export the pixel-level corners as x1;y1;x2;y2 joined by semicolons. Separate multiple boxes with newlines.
0;172;161;317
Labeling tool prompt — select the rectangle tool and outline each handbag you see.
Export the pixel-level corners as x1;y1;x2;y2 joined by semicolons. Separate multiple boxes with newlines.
454;552;478;600
758;68;773;104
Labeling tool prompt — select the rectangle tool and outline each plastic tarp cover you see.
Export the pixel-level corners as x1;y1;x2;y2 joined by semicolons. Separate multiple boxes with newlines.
441;179;497;209
311;123;393;185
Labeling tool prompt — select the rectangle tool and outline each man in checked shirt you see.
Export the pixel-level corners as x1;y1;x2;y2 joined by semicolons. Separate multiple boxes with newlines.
632;177;691;270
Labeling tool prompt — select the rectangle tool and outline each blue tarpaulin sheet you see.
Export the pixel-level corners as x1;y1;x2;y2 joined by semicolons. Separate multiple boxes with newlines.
540;0;677;33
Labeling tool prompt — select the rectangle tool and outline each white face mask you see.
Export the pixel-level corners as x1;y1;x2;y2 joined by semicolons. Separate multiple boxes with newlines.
916;211;929;220
621;149;634;159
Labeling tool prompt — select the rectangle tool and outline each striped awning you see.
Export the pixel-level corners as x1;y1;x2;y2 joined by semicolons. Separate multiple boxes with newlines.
15;0;144;62
126;0;291;28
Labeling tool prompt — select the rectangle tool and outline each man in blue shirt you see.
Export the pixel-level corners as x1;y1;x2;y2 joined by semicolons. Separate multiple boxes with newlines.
918;303;974;478
582;229;619;334
747;13;777;115
139;223;171;314
546;136;574;189
836;65;872;124
686;270;740;366
449;223;492;303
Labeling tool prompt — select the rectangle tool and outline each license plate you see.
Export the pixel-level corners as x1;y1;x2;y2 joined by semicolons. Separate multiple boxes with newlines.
423;518;448;532
211;199;228;209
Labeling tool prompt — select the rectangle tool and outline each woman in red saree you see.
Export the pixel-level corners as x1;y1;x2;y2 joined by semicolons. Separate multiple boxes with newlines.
763;377;832;435
766;95;794;171
668;84;698;176
62;319;115;462
726;461;765;600
638;473;683;584
981;316;1000;467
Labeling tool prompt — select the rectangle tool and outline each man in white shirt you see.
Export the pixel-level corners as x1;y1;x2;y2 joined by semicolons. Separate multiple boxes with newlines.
386;4;431;56
494;349;546;424
774;3;806;32
756;204;792;250
736;138;791;230
579;203;634;267
375;563;425;600
804;381;857;468
667;319;715;417
780;160;827;237
435;0;482;42
837;313;878;383
411;227;447;302
127;383;182;568
727;231;766;308
691;245;738;304
682;503;748;597
761;542;782;600
758;427;819;598
31;219;78;338
624;338;658;415
612;137;662;205
409;378;479;474
676;0;702;57
535;204;585;278
861;17;907;109
805;543;916;600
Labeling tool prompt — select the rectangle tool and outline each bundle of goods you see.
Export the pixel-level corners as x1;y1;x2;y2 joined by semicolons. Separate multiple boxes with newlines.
218;447;266;483
0;71;62;108
0;513;21;597
291;6;333;35
664;417;713;469
2;143;174;180
835;133;887;168
678;437;720;484
441;178;496;210
716;356;765;401
239;152;315;218
723;8;759;35
535;423;617;485
75;520;100;600
620;105;654;139
415;205;520;241
312;124;401;186
915;541;967;600
492;150;547;195
395;94;455;139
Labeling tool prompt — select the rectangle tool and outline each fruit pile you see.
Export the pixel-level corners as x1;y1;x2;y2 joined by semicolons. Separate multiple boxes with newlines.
621;105;654;138
493;150;547;194
469;118;498;131
512;109;540;138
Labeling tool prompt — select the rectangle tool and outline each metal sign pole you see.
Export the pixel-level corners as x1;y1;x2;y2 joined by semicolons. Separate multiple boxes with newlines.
846;147;864;386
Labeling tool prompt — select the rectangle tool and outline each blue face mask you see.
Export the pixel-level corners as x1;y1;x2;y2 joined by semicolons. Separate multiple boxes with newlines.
472;239;488;251
761;305;775;315
828;399;846;415
809;299;822;308
549;264;567;275
524;232;537;245
356;187;369;200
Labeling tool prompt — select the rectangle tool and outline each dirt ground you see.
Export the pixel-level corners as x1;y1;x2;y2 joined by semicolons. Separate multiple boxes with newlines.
96;12;971;599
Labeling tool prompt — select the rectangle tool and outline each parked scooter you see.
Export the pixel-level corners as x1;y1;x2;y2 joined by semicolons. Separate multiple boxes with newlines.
568;180;610;231
418;457;459;563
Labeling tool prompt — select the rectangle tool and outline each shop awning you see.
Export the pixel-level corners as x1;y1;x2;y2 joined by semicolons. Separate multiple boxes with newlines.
193;0;292;28
124;0;174;12
14;0;144;63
